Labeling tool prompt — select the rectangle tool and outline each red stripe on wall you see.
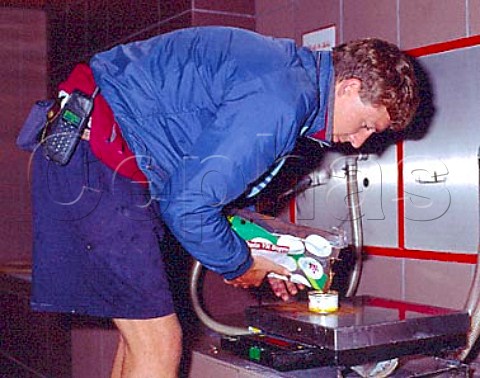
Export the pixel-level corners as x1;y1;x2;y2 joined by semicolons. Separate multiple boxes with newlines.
397;142;405;249
407;34;480;57
366;296;455;316
364;246;478;264
289;197;296;223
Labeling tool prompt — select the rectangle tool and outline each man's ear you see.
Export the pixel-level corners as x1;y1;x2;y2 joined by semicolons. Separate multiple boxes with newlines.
335;78;362;97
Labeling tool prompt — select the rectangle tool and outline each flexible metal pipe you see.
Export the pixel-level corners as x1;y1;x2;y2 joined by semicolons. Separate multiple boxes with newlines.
457;148;480;361
345;155;365;297
459;292;480;361
464;262;480;316
189;260;249;335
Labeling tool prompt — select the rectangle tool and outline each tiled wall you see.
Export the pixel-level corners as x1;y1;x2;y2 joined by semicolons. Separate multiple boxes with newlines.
256;0;480;48
256;0;480;311
47;0;254;93
193;0;255;28
0;8;47;264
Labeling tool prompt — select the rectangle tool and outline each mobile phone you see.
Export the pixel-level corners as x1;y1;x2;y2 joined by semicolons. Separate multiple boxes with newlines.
42;89;97;165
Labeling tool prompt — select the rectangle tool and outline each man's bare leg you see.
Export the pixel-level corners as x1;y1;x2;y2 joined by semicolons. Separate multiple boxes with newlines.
111;334;125;378
112;313;182;378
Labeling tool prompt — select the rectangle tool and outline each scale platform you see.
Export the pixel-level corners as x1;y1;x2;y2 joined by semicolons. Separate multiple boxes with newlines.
222;296;470;371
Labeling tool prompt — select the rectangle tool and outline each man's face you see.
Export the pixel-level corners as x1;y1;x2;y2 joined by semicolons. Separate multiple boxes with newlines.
332;78;391;149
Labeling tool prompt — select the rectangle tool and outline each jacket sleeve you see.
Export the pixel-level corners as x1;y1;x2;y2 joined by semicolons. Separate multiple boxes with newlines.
159;73;313;279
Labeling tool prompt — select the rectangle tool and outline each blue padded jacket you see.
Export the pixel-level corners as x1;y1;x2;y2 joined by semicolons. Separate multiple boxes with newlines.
90;26;333;279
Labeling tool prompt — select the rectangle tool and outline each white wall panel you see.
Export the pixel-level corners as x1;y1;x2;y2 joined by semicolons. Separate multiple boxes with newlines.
404;46;480;253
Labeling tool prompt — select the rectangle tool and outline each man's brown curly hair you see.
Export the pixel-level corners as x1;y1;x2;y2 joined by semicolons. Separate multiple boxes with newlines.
333;38;419;131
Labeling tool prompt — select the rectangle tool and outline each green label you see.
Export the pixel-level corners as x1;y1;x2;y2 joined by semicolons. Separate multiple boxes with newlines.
248;346;261;361
229;215;278;244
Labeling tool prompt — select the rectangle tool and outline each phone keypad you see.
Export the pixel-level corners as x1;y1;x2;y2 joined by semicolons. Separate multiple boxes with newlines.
43;121;83;164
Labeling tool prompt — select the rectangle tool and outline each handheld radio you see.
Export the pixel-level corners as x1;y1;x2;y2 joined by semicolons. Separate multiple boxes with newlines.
42;87;99;165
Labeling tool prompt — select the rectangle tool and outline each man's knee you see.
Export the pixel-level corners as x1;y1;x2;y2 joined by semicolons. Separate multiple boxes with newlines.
114;313;183;359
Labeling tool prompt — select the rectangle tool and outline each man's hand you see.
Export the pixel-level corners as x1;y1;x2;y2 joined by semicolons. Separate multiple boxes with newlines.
224;255;291;289
225;256;305;301
267;277;305;302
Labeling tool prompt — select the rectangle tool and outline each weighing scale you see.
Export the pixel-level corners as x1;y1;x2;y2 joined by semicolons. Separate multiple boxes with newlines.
220;296;469;373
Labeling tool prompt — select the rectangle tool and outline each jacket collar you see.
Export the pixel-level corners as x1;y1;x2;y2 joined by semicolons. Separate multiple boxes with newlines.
303;50;335;145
